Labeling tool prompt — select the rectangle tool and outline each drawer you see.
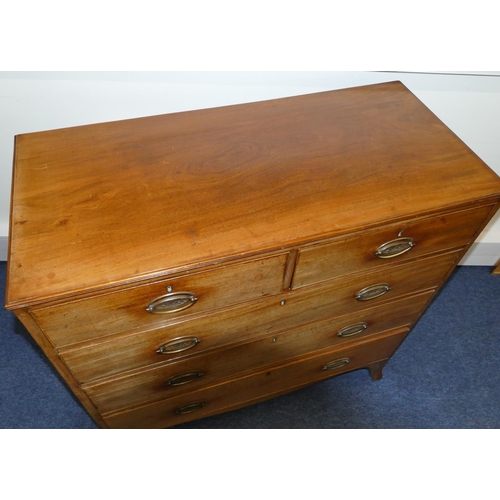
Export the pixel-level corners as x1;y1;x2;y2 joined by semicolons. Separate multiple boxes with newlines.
85;292;432;414
60;251;454;383
30;254;288;348
103;327;409;428
292;205;493;288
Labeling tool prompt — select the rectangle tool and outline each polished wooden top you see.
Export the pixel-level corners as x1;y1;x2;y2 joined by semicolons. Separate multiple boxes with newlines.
6;81;500;307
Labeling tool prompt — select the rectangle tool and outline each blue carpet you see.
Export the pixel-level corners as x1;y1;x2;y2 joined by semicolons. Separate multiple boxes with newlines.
1;261;499;428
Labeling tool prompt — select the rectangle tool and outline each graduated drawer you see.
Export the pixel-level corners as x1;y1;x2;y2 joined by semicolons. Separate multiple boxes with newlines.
292;204;493;288
103;327;409;428
30;254;288;348
84;291;432;414
60;251;455;384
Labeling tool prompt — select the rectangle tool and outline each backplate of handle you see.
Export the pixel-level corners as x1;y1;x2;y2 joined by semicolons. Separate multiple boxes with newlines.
156;336;201;355
323;358;350;371
355;283;390;301
174;401;206;415
375;237;414;259
165;371;204;386
337;322;368;338
146;291;197;314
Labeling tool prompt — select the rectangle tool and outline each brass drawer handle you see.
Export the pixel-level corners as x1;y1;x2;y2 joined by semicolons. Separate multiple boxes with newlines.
146;291;198;314
375;237;414;259
337;322;368;338
165;371;204;386
323;358;350;371
174;401;206;415
355;283;390;301
156;336;201;355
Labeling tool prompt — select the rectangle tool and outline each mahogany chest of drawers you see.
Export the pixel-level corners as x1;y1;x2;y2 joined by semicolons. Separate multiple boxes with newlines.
5;81;500;428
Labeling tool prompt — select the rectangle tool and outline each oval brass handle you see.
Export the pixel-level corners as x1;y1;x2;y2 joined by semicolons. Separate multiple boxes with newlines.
355;283;390;301
337;322;368;338
323;358;350;371
174;401;206;415
146;291;198;314
165;371;204;386
375;237;414;259
156;336;201;355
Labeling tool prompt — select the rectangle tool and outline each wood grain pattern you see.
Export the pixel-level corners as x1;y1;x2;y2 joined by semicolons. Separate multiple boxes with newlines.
6;82;500;428
292;205;493;288
30;253;287;347
103;328;409;428
61;291;434;385
57;247;456;380
84;293;433;414
7;81;500;308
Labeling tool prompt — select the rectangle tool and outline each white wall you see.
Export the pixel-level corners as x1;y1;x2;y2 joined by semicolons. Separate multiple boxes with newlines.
1;71;500;264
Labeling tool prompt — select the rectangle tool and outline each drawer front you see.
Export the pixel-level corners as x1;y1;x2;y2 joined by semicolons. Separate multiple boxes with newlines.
60;251;454;384
293;205;492;288
85;292;432;414
103;328;409;428
31;254;288;348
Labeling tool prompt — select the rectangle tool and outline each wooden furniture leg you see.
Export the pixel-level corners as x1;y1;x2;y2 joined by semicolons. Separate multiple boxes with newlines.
368;361;389;381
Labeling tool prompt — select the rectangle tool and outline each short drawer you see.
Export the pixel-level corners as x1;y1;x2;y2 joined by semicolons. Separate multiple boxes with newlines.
292;204;493;288
60;251;454;384
84;292;432;414
30;253;288;348
103;327;409;428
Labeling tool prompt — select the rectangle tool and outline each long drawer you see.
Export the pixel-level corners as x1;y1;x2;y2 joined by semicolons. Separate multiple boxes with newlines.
84;292;432;414
292;205;492;288
60;251;456;383
30;253;288;348
103;327;409;428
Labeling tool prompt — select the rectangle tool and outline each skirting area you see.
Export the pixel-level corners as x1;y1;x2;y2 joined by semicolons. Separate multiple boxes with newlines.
1;261;499;429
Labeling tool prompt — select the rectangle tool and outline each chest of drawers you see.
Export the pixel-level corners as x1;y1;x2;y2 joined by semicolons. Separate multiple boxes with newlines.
5;81;500;428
